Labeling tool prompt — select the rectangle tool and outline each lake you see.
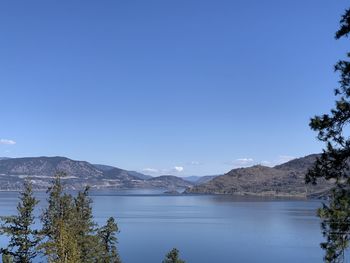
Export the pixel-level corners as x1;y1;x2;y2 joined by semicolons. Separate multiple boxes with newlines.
0;190;325;263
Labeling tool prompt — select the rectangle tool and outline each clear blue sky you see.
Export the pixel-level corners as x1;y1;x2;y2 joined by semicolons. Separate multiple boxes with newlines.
0;0;348;176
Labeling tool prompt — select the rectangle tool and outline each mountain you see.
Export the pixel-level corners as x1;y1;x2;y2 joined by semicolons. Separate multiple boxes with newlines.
0;156;103;179
93;164;152;180
185;154;331;197
0;157;183;190
92;164;115;171
127;170;153;180
195;175;219;185
147;175;193;188
274;154;320;173
0;154;332;196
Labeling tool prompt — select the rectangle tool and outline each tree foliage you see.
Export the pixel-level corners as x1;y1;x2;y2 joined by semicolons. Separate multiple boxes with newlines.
162;248;185;263
40;172;122;263
40;172;80;262
306;7;350;263
98;217;121;263
74;186;101;262
1;172;122;263
0;180;40;263
2;253;13;263
0;172;185;263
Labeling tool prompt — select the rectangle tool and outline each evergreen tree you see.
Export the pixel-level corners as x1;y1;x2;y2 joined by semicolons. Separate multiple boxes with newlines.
40;173;122;262
46;218;80;263
306;8;350;263
2;253;13;263
74;186;100;262
98;217;121;263
162;248;185;263
0;180;40;263
1;172;123;262
39;172;81;262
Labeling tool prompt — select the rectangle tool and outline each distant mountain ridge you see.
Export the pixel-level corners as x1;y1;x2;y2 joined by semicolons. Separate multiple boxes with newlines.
0;157;192;190
0;156;103;179
147;175;194;188
0;155;332;197
92;164;152;180
185;154;331;198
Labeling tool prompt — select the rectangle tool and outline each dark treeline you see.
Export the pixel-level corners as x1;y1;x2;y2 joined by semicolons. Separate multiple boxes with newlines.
0;172;185;263
306;6;350;263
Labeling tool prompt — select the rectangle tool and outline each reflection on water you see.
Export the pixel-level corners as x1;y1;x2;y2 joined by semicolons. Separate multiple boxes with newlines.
0;190;325;263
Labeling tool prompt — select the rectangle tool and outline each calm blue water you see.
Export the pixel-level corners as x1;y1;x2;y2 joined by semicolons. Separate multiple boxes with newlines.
0;190;325;263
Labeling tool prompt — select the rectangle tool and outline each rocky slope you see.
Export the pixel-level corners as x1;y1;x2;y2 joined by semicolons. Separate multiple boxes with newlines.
185;154;331;197
0;156;103;179
0;157;192;190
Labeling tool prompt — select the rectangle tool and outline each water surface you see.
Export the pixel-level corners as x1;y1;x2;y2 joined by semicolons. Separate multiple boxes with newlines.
0;190;324;262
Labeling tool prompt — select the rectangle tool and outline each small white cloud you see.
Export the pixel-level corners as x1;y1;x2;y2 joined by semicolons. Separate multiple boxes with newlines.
260;160;273;167
224;155;296;169
259;155;295;167
173;166;184;172
226;158;254;168
0;139;16;145
143;166;184;175
142;168;159;174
